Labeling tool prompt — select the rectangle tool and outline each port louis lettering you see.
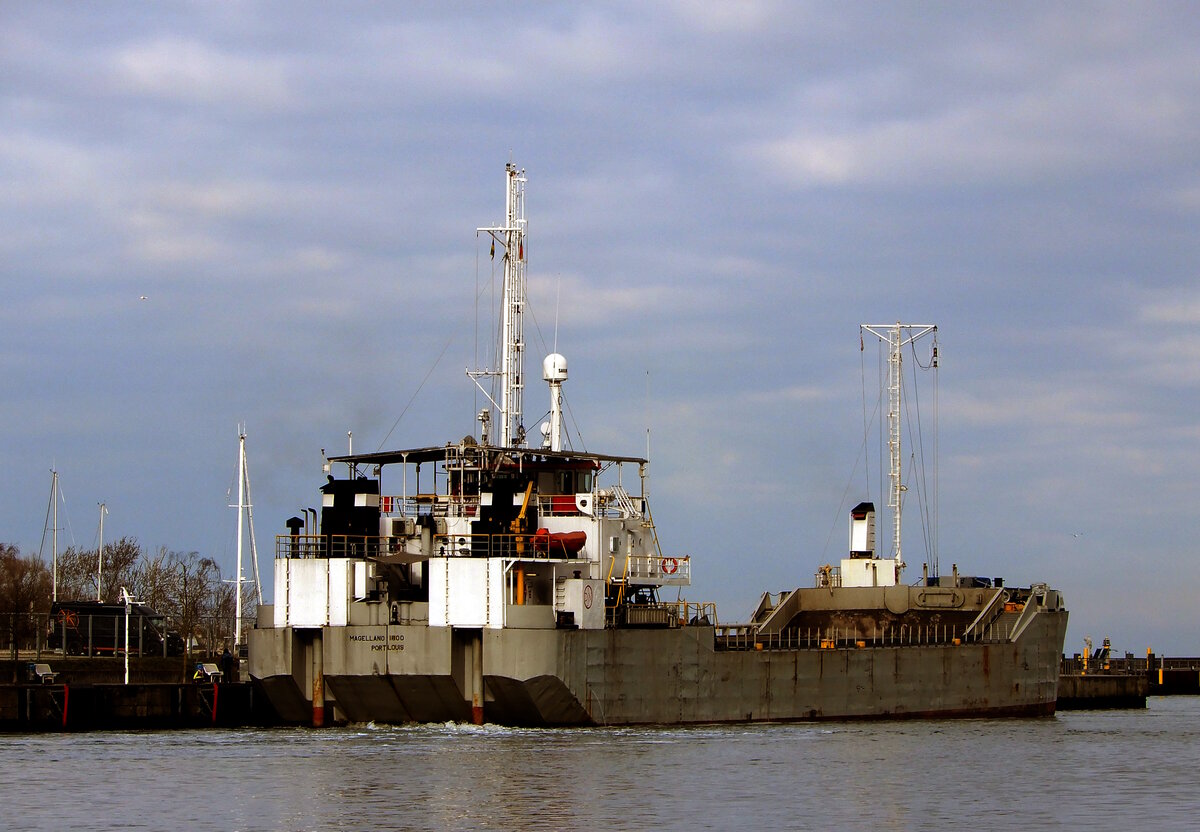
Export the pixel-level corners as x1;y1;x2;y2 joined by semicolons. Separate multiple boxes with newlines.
349;633;405;652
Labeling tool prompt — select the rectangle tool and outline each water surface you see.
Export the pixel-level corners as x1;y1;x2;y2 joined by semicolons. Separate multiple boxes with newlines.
4;698;1195;831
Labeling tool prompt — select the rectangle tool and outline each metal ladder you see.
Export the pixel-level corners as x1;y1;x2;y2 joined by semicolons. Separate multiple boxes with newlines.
607;485;641;518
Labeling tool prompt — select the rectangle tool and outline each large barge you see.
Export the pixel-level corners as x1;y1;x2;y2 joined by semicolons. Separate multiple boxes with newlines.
248;163;1068;726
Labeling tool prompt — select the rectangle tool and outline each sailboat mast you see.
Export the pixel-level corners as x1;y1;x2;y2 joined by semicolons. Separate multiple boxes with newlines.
97;502;107;602
51;470;58;602
242;442;264;607
236;428;246;647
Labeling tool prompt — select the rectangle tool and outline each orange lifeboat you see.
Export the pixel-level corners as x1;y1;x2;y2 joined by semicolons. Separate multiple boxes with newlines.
531;528;587;556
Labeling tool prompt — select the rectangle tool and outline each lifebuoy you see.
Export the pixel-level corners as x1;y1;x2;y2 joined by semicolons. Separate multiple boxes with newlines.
661;557;678;574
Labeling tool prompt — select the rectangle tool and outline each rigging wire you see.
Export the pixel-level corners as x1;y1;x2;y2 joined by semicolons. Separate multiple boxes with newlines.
903;341;929;568
901;336;939;576
378;232;509;451
822;393;882;562
860;330;872;502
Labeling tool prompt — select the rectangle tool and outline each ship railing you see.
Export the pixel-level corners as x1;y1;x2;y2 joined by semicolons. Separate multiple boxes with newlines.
715;622;1024;651
430;533;588;560
623;554;691;586
534;492;640;519
275;534;383;559
380;495;479;519
814;565;841;588
275;532;596;561
377;493;636;521
604;601;716;629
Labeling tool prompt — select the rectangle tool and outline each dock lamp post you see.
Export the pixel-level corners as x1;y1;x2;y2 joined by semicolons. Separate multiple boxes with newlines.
119;586;137;685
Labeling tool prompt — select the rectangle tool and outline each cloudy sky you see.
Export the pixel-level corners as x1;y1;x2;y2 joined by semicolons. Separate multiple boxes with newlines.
3;2;1198;654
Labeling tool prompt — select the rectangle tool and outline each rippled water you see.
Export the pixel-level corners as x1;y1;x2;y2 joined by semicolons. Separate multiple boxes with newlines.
4;697;1197;831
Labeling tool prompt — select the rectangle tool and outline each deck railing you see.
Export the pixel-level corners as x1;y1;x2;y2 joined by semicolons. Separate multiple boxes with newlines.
624;554;691;586
374;491;640;521
276;532;592;561
715;620;1023;651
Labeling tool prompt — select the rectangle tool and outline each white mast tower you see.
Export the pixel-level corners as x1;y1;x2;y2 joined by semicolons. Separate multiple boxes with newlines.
470;162;528;447
860;323;937;581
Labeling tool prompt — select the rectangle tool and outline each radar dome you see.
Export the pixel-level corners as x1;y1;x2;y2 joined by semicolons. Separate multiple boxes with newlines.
543;353;568;382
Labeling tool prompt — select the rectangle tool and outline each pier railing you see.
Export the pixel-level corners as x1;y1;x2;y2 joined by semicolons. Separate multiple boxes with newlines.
2;612;255;660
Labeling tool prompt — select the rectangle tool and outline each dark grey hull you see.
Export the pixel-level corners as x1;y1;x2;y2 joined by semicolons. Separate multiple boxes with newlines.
249;601;1068;726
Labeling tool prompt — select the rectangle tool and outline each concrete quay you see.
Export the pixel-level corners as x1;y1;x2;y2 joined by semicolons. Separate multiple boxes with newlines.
0;657;268;732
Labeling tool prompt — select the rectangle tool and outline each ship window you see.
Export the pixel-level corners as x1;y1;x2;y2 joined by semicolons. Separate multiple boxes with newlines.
578;471;593;492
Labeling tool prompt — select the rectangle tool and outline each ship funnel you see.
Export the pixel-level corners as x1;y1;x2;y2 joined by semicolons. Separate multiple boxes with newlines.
849;502;875;559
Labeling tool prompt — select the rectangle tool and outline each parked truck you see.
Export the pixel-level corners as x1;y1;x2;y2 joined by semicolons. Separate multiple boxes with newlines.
48;600;185;656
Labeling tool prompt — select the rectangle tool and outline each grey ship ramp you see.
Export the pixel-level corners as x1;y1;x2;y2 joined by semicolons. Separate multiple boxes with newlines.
323;674;413;723
389;675;472;723
484;674;593;726
254;676;311;723
752;590;802;635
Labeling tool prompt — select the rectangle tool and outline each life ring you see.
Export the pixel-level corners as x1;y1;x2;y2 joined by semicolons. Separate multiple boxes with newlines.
661;557;678;575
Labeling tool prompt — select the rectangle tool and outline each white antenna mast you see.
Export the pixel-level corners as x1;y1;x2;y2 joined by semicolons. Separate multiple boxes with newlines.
860;323;936;581
470;162;527;447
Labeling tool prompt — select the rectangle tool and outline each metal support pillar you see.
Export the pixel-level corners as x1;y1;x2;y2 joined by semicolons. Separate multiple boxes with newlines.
471;631;484;725
312;630;325;727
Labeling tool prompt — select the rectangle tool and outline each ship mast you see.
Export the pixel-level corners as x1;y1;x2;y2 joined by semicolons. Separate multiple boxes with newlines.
471;163;528;447
861;323;936;580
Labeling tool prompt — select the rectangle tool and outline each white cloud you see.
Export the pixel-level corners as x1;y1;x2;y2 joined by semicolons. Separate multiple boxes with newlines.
747;15;1200;189
110;38;292;110
1137;290;1200;326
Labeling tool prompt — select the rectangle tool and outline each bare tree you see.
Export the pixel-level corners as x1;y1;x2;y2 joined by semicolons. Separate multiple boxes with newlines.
98;537;142;602
55;537;143;602
167;550;221;671
56;545;98;601
134;545;177;614
0;544;52;660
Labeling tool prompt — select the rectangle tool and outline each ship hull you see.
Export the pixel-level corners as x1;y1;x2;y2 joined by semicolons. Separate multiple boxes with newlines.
249;604;1068;726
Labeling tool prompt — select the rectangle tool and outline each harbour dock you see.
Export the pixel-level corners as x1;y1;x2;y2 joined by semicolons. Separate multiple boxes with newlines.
1057;651;1200;709
0;657;266;731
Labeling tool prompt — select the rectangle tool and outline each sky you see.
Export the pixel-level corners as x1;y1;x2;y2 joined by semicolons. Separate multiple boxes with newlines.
2;2;1198;655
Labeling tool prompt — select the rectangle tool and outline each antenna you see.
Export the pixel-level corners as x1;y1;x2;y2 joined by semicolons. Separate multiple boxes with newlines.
553;274;561;354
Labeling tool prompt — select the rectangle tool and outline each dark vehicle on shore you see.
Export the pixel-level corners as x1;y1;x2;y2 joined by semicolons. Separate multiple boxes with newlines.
48;600;186;657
